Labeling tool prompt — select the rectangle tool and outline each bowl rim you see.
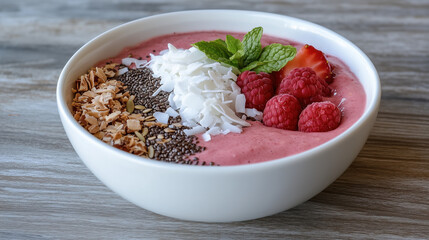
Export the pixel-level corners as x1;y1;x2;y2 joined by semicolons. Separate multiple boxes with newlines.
57;9;381;172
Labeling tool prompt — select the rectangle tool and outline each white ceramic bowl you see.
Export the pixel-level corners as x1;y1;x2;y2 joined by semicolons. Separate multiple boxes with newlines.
57;10;380;222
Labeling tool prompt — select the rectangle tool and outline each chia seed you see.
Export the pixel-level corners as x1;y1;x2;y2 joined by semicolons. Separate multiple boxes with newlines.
118;68;169;116
117;67;207;165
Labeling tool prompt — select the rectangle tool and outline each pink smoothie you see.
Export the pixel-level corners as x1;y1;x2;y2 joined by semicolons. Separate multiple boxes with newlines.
102;31;366;166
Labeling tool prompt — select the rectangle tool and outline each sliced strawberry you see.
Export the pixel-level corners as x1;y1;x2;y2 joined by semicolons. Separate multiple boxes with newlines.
274;44;333;89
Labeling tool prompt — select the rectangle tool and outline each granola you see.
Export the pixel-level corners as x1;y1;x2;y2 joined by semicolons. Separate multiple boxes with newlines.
72;64;148;156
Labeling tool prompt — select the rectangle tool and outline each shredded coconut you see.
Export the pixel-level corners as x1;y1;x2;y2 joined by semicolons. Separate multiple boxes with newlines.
118;67;129;75
153;112;170;124
148;44;251;140
122;58;148;68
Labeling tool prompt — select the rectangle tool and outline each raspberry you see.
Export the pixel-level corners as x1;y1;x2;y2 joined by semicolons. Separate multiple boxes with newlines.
299;95;323;107
318;76;332;97
263;94;301;130
236;71;274;111
298;101;342;132
277;67;326;106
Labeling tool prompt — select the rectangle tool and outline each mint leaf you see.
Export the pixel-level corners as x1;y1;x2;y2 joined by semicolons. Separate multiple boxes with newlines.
240;61;265;72
242;27;263;66
192;40;235;67
226;35;243;54
252;44;296;73
229;50;245;68
211;39;227;49
229;50;244;61
226;35;244;66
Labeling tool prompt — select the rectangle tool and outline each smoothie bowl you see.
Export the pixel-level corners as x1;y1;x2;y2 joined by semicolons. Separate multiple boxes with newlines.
57;10;380;222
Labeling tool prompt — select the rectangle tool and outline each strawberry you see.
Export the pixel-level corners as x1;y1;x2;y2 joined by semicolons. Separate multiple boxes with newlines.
274;44;333;89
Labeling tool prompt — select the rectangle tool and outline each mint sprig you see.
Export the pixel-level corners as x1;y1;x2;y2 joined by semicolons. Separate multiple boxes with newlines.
192;27;296;73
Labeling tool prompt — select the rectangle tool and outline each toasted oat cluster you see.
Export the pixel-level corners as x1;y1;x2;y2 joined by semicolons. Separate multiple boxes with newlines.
72;65;156;155
72;64;149;156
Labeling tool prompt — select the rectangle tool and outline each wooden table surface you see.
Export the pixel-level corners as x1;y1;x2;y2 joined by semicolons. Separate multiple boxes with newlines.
1;0;428;239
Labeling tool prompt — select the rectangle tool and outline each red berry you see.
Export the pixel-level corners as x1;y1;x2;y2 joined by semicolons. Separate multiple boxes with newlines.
263;94;301;130
298;101;342;132
274;44;333;89
300;95;323;107
236;71;274;111
318;77;332;97
277;67;327;106
277;67;320;97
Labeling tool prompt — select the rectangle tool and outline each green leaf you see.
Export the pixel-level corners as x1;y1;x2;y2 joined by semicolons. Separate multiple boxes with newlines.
211;39;227;49
242;27;263;66
225;35;243;54
240;61;266;72
226;35;244;66
229;50;244;61
252;44;296;73
192;40;235;67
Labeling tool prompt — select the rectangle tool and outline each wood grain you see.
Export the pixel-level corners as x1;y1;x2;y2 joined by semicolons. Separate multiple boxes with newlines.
1;0;428;239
